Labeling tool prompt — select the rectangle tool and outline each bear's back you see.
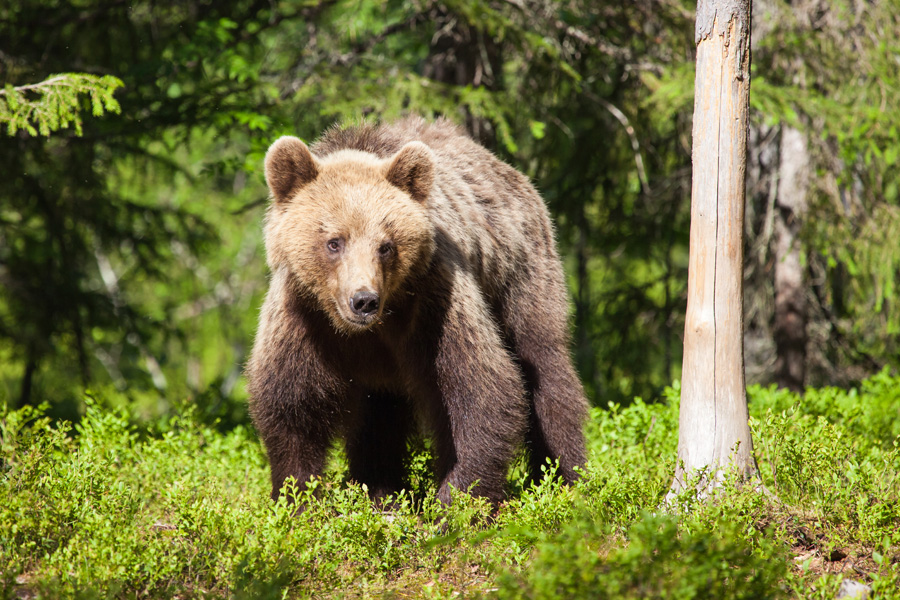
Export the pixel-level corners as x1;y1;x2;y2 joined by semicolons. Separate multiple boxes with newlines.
311;116;465;161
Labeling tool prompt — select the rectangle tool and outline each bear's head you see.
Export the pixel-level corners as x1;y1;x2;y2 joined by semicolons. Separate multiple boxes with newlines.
263;136;436;334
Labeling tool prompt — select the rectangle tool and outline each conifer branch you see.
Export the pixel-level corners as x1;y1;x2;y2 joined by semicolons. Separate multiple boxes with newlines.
0;73;124;136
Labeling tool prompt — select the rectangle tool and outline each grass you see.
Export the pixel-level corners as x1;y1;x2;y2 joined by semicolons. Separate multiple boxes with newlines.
2;371;899;599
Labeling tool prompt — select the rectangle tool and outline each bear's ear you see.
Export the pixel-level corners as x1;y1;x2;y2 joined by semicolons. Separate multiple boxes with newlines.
384;141;434;203
265;136;319;203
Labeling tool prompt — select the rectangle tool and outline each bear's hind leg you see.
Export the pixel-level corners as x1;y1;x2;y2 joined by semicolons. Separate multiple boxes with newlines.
500;275;589;484
345;391;413;502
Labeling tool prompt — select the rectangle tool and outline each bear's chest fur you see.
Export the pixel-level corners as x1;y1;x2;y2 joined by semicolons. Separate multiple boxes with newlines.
296;291;429;394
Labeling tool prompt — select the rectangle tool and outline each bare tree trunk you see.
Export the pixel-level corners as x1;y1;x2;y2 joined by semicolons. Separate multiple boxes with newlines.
670;0;758;499
573;222;596;395
18;347;37;408
773;126;809;391
422;7;503;146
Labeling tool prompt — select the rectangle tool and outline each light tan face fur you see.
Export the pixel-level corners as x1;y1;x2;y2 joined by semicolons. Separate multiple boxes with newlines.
263;138;435;334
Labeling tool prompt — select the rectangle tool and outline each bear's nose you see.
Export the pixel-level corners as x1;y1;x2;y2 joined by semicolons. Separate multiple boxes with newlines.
349;291;380;317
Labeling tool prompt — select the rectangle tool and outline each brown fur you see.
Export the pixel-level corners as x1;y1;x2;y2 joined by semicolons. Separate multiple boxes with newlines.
247;117;588;505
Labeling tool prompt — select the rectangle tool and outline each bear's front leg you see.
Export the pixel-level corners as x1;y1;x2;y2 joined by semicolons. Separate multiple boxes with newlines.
247;291;349;501
254;412;333;502
420;275;529;505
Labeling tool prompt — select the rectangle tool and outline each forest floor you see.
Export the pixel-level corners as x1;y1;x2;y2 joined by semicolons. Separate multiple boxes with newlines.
3;372;900;599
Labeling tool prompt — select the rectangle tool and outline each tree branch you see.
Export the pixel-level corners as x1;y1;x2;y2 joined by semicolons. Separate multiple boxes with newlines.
585;91;651;194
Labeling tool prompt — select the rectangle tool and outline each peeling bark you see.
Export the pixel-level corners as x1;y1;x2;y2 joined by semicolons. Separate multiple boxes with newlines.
695;0;751;42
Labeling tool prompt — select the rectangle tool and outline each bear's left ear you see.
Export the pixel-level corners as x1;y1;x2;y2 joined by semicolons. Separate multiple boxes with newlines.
384;141;434;203
265;136;319;203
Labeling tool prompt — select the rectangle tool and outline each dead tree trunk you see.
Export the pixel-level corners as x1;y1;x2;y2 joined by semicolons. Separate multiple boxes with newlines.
670;0;759;499
773;126;809;392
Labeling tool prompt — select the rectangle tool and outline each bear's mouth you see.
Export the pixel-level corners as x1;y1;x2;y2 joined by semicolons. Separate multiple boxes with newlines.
338;315;380;334
346;314;378;327
331;302;381;333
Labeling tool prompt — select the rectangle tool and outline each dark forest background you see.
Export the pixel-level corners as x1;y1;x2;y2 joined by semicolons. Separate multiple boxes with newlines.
2;0;899;423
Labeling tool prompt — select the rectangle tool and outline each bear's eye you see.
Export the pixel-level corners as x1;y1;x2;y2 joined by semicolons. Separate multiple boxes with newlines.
326;238;343;253
378;242;395;258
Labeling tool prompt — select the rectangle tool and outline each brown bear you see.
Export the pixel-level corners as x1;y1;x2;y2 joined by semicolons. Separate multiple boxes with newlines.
246;117;588;505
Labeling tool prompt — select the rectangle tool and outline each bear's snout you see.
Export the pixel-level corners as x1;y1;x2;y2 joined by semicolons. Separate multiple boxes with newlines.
349;290;380;317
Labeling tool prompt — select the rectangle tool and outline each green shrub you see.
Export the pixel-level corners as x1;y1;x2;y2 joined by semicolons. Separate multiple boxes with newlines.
750;378;900;546
493;511;787;600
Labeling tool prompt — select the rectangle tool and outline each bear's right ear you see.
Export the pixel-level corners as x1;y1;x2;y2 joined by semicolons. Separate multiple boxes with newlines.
264;136;319;203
